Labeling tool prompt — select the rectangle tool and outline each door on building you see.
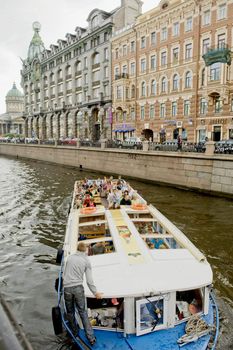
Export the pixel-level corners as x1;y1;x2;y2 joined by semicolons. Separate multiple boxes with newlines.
142;129;153;141
213;126;221;141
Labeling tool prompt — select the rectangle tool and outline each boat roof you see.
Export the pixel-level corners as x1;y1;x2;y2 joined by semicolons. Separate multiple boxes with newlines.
65;180;213;298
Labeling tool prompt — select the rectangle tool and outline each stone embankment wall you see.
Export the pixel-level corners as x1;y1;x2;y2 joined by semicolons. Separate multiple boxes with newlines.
0;144;233;197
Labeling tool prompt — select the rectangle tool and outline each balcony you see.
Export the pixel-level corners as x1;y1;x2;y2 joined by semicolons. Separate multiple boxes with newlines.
66;74;72;80
92;80;100;87
58;78;63;83
58;92;63;97
114;73;129;80
75;70;82;77
76;87;82;92
92;63;100;70
203;44;231;66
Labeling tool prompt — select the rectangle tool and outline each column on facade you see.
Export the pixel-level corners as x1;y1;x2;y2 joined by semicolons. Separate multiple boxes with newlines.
70;111;76;138
27;117;32;137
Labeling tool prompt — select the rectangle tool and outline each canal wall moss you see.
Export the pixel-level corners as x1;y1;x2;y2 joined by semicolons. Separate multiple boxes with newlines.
0;143;233;197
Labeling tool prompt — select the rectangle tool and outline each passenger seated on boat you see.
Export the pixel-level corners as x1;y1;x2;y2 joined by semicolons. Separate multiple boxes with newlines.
107;188;121;209
92;242;106;255
83;194;92;207
120;191;132;206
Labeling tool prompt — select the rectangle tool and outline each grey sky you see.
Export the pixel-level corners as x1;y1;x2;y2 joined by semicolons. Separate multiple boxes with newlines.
0;0;159;113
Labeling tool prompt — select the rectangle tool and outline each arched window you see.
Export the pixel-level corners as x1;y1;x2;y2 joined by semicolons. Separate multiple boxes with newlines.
201;68;205;86
151;80;156;95
57;69;63;80
185;71;192;88
66;65;71;76
141;82;146;97
76;61;81;72
161;77;167;93
50;73;54;84
131;85;135;98
93;53;100;65
91;15;99;28
173;74;179;90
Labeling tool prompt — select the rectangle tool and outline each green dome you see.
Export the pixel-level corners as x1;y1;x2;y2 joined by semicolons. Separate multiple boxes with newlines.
6;83;23;98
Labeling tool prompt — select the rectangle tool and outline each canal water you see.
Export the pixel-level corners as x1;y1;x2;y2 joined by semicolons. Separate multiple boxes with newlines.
0;155;232;350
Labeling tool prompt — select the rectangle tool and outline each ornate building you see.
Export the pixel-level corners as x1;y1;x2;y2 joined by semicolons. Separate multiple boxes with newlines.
111;0;233;142
21;0;142;141
0;83;24;135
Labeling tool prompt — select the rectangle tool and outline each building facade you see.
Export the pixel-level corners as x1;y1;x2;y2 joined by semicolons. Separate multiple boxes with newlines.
21;0;142;141
0;83;24;136
111;0;233;142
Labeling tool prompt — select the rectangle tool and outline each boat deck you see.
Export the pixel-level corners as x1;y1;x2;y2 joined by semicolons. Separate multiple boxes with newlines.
78;302;213;350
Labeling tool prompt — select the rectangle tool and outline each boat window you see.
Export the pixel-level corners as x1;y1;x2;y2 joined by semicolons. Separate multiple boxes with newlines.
87;298;124;330
136;295;167;335
128;213;154;219
176;289;204;322
86;239;115;255
134;221;158;234
145;237;182;249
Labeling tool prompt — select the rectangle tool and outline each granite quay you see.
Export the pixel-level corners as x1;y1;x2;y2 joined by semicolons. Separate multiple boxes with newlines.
0;142;233;197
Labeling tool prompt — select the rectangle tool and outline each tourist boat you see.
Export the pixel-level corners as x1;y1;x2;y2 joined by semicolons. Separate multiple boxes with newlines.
52;179;219;350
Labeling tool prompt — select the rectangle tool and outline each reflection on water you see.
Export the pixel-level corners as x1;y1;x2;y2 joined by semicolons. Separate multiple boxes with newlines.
0;156;232;349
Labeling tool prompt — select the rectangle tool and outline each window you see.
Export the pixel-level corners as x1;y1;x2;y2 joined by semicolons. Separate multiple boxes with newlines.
210;62;221;81
128;107;134;120
160;103;166;118
130;41;135;52
173;74;179;90
104;48;109;60
185;43;192;59
161;77;167;93
201;68;205;86
218;3;227;20
122;65;127;74
231;99;233;112
123;45;127;56
130;62;135;75
141;36;146;49
202;38;210;54
76;61;82;72
116;86;122;99
150;105;155;118
91;15;99;28
84;57;88;68
84;74;88;84
203;10;211;26
115;67;119;79
115;49;119;59
131;85;135;98
215;97;223;113
151;55;156;70
141;82;146;97
151;80;156;95
172;101;177;117
151;32;156;45
185;71;192;88
200;98;208;114
173;22;179;36
140;106;145;119
184;100;191;116
161;51;167;66
141;58;146;73
186;17;193;31
104;66;108;78
173;47;179;63
161;27;167;41
92;70;100;82
76;77;82;87
218;33;226;49
93;53;100;65
104;32;108;41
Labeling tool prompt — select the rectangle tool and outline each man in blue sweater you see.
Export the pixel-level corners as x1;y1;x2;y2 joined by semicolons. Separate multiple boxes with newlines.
63;242;102;345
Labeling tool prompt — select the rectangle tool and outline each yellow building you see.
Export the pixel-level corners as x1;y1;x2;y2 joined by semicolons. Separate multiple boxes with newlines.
112;0;233;142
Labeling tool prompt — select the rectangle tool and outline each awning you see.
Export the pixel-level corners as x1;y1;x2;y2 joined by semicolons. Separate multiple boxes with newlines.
113;128;135;132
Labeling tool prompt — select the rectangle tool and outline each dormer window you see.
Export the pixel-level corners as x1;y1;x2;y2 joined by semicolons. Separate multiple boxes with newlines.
92;15;99;29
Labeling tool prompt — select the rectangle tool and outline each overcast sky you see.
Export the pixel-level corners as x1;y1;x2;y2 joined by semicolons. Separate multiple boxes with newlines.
0;0;159;113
